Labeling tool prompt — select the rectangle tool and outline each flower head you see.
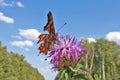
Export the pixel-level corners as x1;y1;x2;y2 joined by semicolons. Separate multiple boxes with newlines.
49;35;86;69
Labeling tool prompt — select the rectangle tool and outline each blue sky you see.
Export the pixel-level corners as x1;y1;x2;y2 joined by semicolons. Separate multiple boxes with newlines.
1;0;120;80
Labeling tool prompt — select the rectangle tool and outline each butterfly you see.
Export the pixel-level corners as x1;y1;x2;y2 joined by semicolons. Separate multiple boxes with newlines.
37;11;58;55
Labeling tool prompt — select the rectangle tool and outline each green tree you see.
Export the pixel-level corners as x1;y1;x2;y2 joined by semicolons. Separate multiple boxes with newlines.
82;38;120;80
0;41;45;80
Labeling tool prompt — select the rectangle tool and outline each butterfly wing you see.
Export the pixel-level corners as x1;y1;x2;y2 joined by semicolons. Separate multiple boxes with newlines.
43;11;55;34
44;34;54;50
37;34;47;44
37;33;56;54
38;43;47;54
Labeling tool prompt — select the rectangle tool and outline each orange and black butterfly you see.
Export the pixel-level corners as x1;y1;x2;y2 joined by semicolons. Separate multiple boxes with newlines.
37;11;58;55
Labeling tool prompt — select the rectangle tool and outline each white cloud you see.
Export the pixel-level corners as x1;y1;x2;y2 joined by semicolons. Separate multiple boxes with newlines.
0;0;24;8
10;28;41;51
16;1;24;8
19;29;41;40
10;40;33;48
106;32;120;45
0;0;13;7
0;12;14;23
85;37;96;43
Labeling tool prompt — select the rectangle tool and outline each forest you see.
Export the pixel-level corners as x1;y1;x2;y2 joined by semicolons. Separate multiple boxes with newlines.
0;41;45;80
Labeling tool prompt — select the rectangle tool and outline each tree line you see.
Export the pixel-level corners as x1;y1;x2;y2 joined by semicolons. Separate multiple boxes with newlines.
0;41;45;80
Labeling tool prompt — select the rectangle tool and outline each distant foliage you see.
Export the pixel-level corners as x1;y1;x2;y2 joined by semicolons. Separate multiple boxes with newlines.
0;41;45;80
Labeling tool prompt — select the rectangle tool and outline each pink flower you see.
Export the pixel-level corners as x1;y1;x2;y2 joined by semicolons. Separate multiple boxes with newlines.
49;35;86;69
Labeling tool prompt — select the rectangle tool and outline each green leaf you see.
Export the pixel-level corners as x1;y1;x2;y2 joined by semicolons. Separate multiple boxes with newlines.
75;63;82;70
59;69;66;80
69;66;77;72
65;72;68;80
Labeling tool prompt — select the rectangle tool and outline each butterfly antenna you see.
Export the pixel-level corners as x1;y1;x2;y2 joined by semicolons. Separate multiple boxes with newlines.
57;22;67;32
